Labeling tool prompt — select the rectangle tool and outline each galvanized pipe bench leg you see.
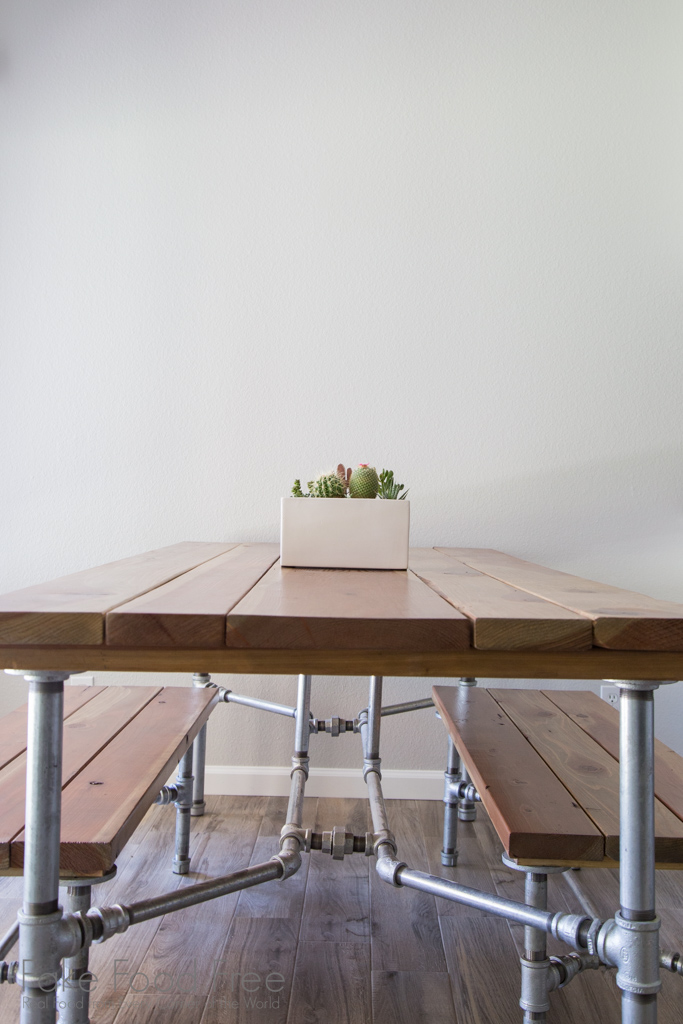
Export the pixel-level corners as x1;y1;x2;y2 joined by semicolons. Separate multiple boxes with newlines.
173;746;194;875
441;736;461;866
57;884;92;1024
615;681;662;1024
458;678;478;822
17;670;72;1024
521;869;550;1023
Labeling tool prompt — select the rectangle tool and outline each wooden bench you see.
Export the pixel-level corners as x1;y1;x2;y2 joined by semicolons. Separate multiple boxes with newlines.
0;683;218;877
432;685;683;868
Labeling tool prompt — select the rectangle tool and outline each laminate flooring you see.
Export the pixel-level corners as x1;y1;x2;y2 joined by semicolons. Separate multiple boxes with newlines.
1;796;682;1023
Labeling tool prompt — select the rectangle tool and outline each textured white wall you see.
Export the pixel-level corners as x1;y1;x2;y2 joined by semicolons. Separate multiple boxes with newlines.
2;2;683;769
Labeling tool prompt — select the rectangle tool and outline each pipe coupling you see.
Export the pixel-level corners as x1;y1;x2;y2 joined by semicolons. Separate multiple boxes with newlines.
549;912;593;949
599;913;662;995
519;956;551;1014
218;687;232;702
155;783;180;805
87;904;131;944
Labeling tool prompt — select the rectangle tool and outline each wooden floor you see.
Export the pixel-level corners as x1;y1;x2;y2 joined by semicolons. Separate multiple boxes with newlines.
1;795;682;1023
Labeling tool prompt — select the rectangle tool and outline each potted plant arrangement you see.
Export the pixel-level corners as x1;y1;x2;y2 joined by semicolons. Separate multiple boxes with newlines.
281;464;410;569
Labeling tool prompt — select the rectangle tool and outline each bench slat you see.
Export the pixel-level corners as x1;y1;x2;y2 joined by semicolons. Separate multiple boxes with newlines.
106;544;280;647
0;684;102;773
431;685;604;862
10;686;218;875
0;542;236;646
489;689;683;863
410;549;592;652
437;549;683;651
543;690;683;829
0;687;162;871
226;563;471;651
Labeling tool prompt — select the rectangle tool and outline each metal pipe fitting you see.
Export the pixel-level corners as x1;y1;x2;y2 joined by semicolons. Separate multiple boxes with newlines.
155;783;180;805
378;698;435;717
57;885;93;1024
598;914;662;996
659;950;683;976
547;952;601;991
1;961;18;984
446;778;481;804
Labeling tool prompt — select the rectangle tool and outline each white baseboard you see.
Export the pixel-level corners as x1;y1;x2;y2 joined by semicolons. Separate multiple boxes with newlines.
204;765;444;801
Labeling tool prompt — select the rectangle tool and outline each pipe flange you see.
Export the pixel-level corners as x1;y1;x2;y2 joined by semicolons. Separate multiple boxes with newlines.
502;855;568;875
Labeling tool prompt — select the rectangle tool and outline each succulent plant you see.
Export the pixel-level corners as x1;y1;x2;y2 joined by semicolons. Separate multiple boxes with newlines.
291;479;307;497
349;464;380;499
377;469;409;500
308;473;346;498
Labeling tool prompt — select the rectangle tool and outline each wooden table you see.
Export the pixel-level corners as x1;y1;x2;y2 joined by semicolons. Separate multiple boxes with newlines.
2;543;683;1024
2;541;683;678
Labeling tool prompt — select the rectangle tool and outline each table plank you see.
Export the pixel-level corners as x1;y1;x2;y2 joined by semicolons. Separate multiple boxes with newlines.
544;690;683;829
225;563;471;651
438;548;683;651
106;544;280;647
489;689;683;863
0;543;237;646
0;686;161;871
0;684;102;772
410;548;592;651
10;686;219;874
431;685;604;862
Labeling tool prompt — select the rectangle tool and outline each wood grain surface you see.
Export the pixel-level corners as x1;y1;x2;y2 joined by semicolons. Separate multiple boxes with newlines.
439;548;683;650
544;689;683;828
0;687;161;872
10;686;218;874
0;542;236;646
489;689;683;863
225;562;471;650
4;645;683;679
106;544;279;647
0;683;102;772
410;548;593;651
432;685;604;862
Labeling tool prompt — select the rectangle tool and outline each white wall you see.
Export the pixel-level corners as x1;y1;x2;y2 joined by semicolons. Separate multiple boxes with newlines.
2;1;683;776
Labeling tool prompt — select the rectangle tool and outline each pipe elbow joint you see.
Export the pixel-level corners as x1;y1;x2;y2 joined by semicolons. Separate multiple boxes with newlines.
375;856;406;887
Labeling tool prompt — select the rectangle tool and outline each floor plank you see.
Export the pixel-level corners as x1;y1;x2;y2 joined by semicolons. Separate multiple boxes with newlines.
372;969;456;1024
287;941;371;1024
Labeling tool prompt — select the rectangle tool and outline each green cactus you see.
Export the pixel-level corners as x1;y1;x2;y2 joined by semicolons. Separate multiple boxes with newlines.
308;473;346;498
377;469;409;500
291;479;307;497
349;464;379;499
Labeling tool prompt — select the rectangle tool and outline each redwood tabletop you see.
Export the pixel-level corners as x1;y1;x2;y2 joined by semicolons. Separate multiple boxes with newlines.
1;543;683;679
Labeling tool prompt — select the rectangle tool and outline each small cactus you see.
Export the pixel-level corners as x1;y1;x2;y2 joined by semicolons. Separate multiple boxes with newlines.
308;473;346;498
349;464;379;499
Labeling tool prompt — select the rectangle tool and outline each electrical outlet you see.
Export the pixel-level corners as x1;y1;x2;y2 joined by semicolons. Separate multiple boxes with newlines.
600;685;619;707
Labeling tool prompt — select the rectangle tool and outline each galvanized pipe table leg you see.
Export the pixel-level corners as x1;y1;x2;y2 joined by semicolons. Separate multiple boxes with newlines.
441;736;461;866
520;870;550;1023
56;885;92;1024
173;746;194;875
18;670;71;1024
191;673;213;817
615;682;662;1024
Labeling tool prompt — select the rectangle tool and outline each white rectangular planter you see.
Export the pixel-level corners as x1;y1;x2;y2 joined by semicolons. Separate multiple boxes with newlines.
280;497;410;570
